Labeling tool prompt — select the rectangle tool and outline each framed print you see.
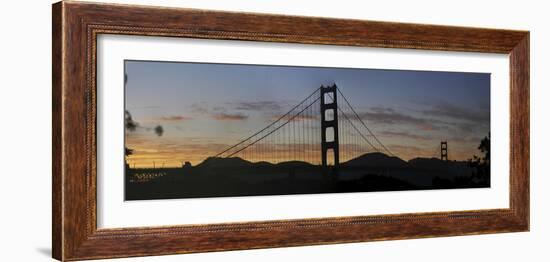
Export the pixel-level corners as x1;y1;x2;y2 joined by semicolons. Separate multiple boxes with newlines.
52;1;529;261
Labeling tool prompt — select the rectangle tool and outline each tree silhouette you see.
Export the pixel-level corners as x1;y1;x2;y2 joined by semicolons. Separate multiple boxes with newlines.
468;133;490;186
124;147;134;169
125;147;134;157
154;125;164;136
125;110;138;131
125;110;164;137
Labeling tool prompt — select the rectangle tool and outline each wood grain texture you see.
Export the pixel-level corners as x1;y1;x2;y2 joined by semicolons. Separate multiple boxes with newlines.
52;2;63;260
509;35;530;226
52;1;530;261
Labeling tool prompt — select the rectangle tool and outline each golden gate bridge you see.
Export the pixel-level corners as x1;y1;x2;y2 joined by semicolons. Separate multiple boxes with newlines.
214;84;395;169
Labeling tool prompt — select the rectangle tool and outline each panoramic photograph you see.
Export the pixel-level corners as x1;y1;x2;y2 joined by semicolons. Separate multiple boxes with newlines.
124;60;491;200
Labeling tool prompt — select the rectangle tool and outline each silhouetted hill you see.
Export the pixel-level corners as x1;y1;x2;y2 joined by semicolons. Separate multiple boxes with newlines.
408;157;448;170
275;160;314;168
408;157;468;170
192;154;469;172
342;152;408;168
254;161;274;167
196;157;316;169
126;153;486;200
196;157;254;168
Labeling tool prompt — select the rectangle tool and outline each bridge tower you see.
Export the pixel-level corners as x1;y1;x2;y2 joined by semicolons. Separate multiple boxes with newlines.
441;141;448;161
320;84;340;169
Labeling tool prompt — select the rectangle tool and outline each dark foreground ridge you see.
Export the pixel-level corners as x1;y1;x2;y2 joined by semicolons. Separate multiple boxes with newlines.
125;152;490;200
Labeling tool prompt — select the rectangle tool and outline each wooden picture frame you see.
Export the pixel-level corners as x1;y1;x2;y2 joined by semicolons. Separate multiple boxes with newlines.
52;1;529;261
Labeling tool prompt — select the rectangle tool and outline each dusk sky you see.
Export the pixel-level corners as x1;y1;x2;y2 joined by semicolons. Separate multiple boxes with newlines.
125;60;490;168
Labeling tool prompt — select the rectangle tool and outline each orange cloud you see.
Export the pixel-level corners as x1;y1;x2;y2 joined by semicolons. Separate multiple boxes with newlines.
212;112;248;121
159;115;192;121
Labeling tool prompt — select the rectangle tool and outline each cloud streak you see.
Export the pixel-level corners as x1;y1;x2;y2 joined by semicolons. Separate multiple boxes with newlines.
212;112;249;121
191;103;249;121
190;103;209;114
231;101;282;111
158;115;192;121
358;107;437;131
380;130;433;141
421;102;489;123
